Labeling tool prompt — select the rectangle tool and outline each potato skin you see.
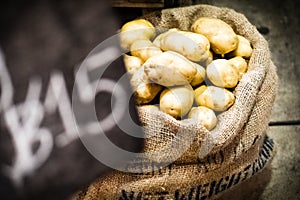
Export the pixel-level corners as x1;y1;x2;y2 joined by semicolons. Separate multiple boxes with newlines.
194;85;207;98
130;66;162;105
144;51;197;86
190;63;206;87
188;106;217;130
152;33;163;48
152;30;171;48
195;86;235;111
191;17;238;55
159;29;210;62
139;104;160;112
123;54;143;74
206;59;239;88
231;35;253;58
120;19;155;50
228;56;248;80
205;50;214;67
130;39;162;62
160;85;194;119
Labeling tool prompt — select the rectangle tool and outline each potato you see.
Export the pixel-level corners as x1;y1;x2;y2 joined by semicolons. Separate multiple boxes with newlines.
130;66;162;105
190;63;206;87
191;17;238;55
160;85;194;119
195;86;235;111
120;19;155;50
123;54;143;74
205;50;214;66
130;39;162;62
152;30;172;48
231;35;253;58
134;82;162;105
152;34;162;48
159;29;210;62
194;85;207;98
206;59;239;88
188;106;217;130
144;51;197;86
139;104;160;112
228;56;248;80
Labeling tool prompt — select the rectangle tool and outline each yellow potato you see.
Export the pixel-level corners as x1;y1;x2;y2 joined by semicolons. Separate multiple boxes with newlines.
205;50;214;67
152;30;172;48
152;34;163;48
228;56;248;80
160;85;194;119
195;86;235;111
231;35;253;58
144;51;197;86
134;83;162;105
120;19;155;50
130;66;162;105
194;85;207;98
139;104;160;112
188;106;217;130
123;54;143;74
206;59;239;88
130;39;162;62
190;63;206;87
191;17;238;55
159;29;210;62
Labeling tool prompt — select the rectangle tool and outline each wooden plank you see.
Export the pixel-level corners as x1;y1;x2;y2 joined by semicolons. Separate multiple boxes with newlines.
112;0;164;8
217;125;300;200
128;0;163;3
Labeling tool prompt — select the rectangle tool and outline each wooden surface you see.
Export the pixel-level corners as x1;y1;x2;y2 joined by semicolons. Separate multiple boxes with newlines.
112;0;164;8
217;126;300;200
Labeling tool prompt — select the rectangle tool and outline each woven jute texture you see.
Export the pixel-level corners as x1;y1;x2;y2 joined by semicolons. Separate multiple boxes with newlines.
76;4;278;199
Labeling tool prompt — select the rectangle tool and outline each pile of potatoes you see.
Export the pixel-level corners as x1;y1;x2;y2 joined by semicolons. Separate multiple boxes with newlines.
120;17;252;130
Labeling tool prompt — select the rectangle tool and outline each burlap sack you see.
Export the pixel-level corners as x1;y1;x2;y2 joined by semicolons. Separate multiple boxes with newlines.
76;4;278;199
